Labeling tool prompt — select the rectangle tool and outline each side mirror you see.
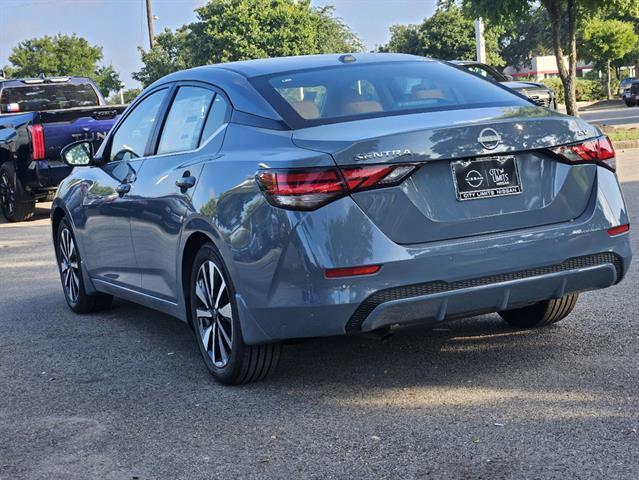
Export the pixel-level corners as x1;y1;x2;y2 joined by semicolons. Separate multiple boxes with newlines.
504;74;514;81
61;141;94;167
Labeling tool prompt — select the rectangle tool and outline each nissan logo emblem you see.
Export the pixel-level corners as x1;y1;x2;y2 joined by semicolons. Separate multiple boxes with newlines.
478;128;501;150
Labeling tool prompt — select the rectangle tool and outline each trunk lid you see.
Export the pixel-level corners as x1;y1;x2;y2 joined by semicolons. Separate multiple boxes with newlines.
292;105;600;244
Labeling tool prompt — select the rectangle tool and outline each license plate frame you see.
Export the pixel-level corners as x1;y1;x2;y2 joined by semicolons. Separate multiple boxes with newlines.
451;155;523;201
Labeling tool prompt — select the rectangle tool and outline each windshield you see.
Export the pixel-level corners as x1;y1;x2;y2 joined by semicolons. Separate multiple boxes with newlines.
251;60;528;128
0;82;100;113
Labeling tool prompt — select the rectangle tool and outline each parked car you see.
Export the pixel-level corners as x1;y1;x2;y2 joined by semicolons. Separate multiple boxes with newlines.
623;81;639;107
0;76;125;221
619;77;636;97
52;53;631;384
450;60;557;110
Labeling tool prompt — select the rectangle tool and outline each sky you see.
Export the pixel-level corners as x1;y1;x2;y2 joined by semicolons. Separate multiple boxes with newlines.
0;0;437;88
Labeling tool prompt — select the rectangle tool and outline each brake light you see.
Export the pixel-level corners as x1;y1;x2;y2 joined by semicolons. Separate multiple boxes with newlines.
256;164;419;210
28;124;45;160
550;136;616;171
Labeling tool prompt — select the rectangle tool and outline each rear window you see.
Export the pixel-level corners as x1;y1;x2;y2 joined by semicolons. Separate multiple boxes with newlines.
251;60;528;128
0;82;99;113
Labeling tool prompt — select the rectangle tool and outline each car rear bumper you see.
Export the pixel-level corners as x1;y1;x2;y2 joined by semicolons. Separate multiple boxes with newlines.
235;166;631;344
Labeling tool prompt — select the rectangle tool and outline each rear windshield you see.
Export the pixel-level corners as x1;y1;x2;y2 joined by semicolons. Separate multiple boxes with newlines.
251;60;529;128
0;82;100;113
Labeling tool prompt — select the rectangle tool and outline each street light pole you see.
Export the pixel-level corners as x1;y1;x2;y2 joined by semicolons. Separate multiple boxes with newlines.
145;0;155;50
474;17;486;63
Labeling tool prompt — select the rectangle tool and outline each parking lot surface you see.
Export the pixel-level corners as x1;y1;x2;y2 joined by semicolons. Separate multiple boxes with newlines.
1;151;638;480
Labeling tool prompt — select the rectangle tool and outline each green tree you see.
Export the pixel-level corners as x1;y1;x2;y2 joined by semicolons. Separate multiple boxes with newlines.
107;88;141;105
6;33;122;97
380;3;503;66
465;0;639;116
134;0;362;87
498;7;554;69
582;18;638;99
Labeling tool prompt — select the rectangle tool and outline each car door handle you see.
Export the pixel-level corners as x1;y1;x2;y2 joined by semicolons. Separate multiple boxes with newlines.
116;183;131;196
176;176;196;190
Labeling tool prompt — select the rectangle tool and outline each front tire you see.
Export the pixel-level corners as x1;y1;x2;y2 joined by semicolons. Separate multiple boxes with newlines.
499;293;578;328
190;244;280;385
55;217;113;313
625;101;636;107
0;163;35;222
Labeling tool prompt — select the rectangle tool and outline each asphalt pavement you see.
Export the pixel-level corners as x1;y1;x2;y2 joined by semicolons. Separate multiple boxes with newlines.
579;104;639;127
1;151;638;480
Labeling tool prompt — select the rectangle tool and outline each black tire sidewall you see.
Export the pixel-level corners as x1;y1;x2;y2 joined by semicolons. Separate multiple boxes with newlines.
0;162;34;222
56;218;88;312
0;163;16;220
190;244;246;384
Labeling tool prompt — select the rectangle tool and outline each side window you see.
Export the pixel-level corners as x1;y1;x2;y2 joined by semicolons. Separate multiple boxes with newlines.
109;89;167;162
157;86;214;155
199;94;230;145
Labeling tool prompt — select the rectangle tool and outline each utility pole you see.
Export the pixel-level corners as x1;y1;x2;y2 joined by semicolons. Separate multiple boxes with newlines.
145;0;155;50
474;17;486;63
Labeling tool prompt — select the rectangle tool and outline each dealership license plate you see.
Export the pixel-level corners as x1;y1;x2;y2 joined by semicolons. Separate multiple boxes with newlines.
451;156;522;201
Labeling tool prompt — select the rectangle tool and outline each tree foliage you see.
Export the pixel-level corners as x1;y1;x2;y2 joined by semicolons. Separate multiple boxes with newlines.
497;7;554;69
582;18;638;98
380;3;503;66
465;0;639;115
5;34;122;97
134;0;363;87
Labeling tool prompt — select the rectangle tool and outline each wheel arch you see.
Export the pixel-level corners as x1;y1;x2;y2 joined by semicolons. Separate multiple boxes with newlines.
180;230;216;327
51;205;67;243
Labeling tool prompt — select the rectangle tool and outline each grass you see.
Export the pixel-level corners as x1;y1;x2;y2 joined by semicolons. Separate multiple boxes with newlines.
600;126;639;143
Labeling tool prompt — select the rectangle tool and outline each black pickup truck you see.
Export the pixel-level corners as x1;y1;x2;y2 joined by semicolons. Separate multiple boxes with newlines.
0;76;125;221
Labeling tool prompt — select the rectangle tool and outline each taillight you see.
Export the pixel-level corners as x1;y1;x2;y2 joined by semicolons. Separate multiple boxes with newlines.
256;163;419;210
28;124;45;160
549;136;616;171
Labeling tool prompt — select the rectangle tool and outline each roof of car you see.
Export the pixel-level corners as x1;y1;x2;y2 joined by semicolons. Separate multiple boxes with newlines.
144;53;432;121
211;53;428;77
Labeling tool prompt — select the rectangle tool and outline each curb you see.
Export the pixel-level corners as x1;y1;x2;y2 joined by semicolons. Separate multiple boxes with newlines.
613;140;639;150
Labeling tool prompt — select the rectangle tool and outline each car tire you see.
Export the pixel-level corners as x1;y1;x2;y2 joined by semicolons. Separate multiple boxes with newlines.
625;101;636;107
0;163;35;222
55;217;113;313
499;293;578;328
190;243;281;385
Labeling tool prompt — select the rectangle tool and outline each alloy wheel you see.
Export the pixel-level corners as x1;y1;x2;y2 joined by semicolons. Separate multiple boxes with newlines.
195;260;234;368
0;171;15;216
59;228;80;303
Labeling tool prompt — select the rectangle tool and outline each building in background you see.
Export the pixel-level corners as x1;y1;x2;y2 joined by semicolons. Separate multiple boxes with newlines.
504;55;594;80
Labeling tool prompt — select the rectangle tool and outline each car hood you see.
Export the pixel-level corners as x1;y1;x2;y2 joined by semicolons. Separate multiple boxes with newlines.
502;81;549;91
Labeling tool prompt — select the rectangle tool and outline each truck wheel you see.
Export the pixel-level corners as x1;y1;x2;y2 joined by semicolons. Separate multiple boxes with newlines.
499;293;578;328
0;163;35;222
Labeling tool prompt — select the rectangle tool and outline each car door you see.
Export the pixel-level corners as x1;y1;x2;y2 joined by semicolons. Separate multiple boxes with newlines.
129;83;230;300
81;87;170;289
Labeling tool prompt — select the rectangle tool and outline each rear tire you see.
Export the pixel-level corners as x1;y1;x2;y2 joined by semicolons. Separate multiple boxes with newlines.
499;293;578;328
625;101;636;107
55;217;113;313
190;243;281;385
0;163;35;222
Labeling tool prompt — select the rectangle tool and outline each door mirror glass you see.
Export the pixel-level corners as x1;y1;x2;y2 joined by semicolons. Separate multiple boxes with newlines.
61;141;93;166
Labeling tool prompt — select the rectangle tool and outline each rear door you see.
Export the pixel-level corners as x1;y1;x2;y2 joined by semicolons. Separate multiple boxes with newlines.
129;83;231;301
